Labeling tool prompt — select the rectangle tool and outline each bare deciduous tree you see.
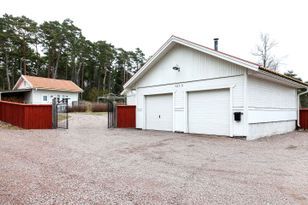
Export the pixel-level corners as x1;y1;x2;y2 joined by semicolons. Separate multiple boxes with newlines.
252;33;280;71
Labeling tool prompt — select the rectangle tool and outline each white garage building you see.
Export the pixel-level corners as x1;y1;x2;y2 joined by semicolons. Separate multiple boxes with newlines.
122;36;307;140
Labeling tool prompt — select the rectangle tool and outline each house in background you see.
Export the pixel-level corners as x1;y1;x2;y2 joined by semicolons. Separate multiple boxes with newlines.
0;75;83;106
122;36;308;140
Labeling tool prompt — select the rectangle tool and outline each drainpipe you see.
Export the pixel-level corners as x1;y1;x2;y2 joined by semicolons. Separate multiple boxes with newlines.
297;88;308;127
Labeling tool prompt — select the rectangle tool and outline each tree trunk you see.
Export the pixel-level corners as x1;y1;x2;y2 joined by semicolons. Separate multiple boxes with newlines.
23;43;26;75
53;50;61;79
75;61;82;86
102;66;108;93
71;55;76;81
47;48;53;78
23;60;27;75
81;63;84;89
80;63;84;100
5;52;11;90
123;66;126;84
65;64;68;80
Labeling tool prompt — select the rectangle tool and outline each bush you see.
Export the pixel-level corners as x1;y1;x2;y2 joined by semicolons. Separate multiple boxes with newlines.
91;103;107;112
84;88;105;102
68;105;87;112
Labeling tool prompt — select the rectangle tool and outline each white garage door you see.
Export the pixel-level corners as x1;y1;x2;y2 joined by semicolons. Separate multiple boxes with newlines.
146;94;173;131
188;89;230;136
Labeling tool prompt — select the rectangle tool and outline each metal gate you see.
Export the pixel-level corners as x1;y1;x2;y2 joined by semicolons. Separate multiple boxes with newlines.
107;100;116;128
97;93;125;128
52;98;69;129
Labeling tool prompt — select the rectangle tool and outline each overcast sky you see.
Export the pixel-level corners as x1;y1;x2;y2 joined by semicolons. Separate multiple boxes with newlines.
1;0;308;80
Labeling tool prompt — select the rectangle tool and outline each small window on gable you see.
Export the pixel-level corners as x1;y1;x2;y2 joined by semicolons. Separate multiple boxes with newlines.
43;96;47;101
23;81;27;87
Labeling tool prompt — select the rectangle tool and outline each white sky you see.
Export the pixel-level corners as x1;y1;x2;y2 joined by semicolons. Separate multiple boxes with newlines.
1;0;308;80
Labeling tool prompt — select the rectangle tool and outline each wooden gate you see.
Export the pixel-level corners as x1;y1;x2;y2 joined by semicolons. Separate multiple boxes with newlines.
117;105;136;128
300;109;308;129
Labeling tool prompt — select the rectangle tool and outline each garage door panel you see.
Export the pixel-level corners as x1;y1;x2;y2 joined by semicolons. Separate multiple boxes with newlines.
188;89;230;136
146;94;173;131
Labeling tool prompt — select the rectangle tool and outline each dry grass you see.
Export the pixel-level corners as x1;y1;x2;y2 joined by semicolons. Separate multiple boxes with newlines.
57;113;71;121
0;121;20;130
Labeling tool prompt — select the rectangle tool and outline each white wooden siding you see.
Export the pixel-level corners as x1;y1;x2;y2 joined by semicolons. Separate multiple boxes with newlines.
126;90;136;105
16;79;31;89
134;45;245;88
248;121;295;140
247;76;297;123
247;75;297;139
248;76;297;108
31;90;79;106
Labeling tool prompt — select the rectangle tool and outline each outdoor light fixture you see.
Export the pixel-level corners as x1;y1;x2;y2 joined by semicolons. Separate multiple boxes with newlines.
172;65;180;72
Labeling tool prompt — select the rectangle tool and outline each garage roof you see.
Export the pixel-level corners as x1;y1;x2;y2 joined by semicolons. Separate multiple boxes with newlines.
123;36;307;92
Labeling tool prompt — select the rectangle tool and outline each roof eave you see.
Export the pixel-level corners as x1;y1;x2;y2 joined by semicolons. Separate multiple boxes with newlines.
34;87;83;93
258;67;308;88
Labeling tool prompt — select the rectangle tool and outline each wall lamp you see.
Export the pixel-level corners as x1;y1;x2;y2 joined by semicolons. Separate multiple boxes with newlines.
172;65;180;72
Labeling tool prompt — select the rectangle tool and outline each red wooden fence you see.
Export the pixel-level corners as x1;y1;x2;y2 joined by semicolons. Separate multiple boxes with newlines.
0;101;52;129
300;109;308;129
117;105;136;128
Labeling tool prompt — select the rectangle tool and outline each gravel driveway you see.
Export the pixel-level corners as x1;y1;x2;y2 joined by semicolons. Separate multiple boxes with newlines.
0;113;308;205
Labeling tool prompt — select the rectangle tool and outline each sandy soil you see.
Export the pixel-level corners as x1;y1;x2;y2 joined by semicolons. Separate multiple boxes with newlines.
0;113;307;205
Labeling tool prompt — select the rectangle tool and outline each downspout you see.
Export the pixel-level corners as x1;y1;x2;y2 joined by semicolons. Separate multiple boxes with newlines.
297;88;308;127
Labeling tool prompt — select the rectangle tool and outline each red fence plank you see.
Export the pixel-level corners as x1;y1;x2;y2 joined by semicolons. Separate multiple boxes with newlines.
300;109;308;129
117;105;136;128
0;101;52;129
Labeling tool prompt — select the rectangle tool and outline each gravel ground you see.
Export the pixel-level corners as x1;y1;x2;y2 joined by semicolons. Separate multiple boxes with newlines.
0;113;308;205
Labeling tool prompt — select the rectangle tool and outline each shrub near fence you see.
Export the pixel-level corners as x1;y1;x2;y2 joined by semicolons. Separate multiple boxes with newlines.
0;101;52;129
91;103;107;112
68;105;87;112
68;103;108;113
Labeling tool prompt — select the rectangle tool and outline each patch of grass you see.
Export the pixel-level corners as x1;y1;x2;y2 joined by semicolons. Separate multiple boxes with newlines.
57;113;71;121
0;121;20;130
